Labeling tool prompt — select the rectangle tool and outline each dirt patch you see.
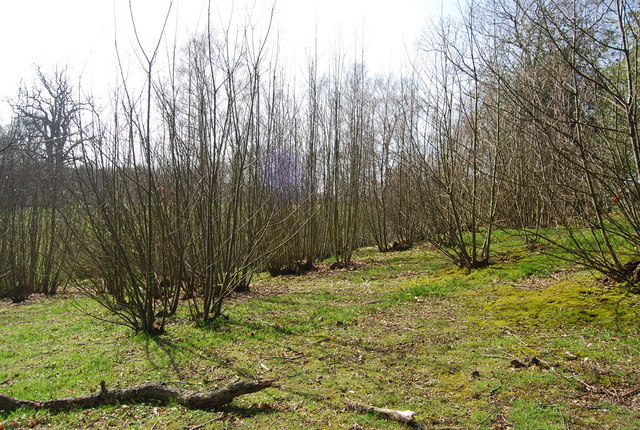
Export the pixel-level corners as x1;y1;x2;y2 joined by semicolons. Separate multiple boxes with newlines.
514;269;575;291
0;293;69;309
229;281;292;303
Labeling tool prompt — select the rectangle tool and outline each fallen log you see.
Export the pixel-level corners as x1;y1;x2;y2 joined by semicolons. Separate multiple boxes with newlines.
344;397;420;428
0;379;276;412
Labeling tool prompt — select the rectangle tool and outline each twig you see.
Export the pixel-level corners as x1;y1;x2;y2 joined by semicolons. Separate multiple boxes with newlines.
489;383;502;396
621;386;640;398
537;333;588;339
189;417;224;430
170;381;202;386
535;358;598;393
254;319;277;327
504;329;528;347
262;355;305;362
481;354;515;361
311;336;332;345
267;418;281;429
559;408;568;430
476;413;493;427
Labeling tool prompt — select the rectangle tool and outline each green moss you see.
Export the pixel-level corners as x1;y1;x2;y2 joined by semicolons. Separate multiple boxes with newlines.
486;277;640;328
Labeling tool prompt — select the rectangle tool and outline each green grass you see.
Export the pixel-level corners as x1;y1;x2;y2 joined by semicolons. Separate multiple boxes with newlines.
1;238;640;429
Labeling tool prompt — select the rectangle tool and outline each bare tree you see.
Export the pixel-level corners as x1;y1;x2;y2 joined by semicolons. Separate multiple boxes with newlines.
0;67;83;300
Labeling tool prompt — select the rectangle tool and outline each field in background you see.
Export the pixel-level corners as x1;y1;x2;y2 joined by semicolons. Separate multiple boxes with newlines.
1;233;640;429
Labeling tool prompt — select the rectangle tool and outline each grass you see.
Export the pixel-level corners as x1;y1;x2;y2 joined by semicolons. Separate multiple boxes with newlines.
1;238;640;429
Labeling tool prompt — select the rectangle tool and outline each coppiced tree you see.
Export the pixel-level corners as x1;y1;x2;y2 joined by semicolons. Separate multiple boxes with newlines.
70;2;179;333
413;8;504;269
71;5;306;331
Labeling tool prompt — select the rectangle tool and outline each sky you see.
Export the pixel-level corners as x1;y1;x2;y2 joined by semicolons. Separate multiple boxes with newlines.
0;0;459;123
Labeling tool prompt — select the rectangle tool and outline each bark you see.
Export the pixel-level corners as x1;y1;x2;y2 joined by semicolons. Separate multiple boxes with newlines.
0;379;276;412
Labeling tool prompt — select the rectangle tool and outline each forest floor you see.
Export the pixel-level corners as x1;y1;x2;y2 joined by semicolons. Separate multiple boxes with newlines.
2;233;640;429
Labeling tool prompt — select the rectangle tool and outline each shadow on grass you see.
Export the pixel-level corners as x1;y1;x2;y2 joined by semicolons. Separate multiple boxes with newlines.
138;332;243;380
219;403;281;418
138;333;184;378
227;317;295;336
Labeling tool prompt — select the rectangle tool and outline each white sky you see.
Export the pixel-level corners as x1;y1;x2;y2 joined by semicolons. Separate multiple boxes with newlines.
0;0;459;123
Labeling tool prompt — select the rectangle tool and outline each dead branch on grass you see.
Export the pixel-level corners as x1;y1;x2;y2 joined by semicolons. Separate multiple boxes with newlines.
344;397;422;428
0;379;276;412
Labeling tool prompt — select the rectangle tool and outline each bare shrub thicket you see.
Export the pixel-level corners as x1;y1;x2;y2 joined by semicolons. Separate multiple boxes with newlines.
3;0;640;330
395;0;640;279
478;0;640;281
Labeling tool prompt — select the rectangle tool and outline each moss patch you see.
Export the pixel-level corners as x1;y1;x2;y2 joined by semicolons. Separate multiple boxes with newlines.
486;276;640;328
